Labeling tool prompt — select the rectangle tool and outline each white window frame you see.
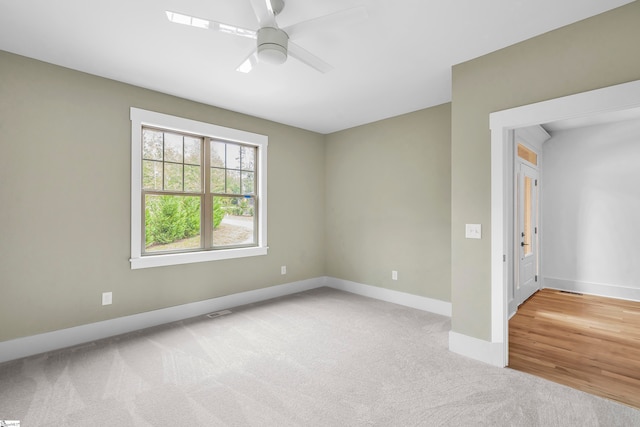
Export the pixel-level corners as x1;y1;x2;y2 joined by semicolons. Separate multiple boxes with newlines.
130;107;268;269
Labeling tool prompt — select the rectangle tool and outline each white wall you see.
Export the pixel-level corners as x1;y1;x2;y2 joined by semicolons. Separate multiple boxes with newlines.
542;118;640;300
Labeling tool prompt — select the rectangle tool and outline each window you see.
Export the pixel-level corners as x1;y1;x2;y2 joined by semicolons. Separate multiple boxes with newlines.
517;143;537;165
130;108;267;269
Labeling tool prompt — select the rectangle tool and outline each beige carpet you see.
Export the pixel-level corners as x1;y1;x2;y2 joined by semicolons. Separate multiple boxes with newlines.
1;287;638;426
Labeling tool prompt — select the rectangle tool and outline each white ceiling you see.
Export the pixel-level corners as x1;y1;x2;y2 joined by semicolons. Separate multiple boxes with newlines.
0;0;634;134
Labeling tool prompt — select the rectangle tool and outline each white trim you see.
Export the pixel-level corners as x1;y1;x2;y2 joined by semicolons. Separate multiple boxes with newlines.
490;80;640;130
130;246;268;269
489;79;640;368
0;277;452;364
490;127;509;355
514;125;550;152
325;277;452;317
0;278;322;364
448;331;504;367
129;107;268;269
544;278;640;302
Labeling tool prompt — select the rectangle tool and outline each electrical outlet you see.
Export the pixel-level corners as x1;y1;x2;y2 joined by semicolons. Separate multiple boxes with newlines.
102;292;112;306
281;265;287;275
392;270;398;281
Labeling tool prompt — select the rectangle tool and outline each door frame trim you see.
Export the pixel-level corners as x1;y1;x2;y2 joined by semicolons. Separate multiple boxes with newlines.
489;79;640;367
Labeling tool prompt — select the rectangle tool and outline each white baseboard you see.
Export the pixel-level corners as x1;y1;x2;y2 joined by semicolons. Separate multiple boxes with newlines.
448;331;505;367
544;277;640;302
0;278;323;364
0;277;453;364
325;277;452;317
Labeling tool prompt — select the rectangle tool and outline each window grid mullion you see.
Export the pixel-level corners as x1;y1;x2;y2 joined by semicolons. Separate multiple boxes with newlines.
203;138;212;249
181;136;185;192
224;143;228;193
239;147;243;194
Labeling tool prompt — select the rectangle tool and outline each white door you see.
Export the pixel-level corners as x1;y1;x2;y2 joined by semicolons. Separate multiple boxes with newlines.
516;163;539;306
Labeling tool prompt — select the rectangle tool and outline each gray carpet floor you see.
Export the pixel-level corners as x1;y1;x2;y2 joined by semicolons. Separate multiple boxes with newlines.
1;287;639;426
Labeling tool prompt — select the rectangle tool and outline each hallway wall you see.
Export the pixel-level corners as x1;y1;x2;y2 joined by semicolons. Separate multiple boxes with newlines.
542;118;640;300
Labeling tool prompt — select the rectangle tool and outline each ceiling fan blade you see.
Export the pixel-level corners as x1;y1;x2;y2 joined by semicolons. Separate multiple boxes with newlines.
248;0;277;28
166;11;257;39
288;42;333;74
236;50;259;73
283;6;368;39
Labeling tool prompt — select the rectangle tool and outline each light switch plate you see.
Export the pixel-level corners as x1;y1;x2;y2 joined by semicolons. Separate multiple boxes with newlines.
465;224;482;239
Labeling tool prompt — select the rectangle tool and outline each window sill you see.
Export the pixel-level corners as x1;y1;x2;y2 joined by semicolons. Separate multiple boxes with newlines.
130;246;268;269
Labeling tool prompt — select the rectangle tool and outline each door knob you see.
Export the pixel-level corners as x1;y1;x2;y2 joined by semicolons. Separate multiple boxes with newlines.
521;242;529;247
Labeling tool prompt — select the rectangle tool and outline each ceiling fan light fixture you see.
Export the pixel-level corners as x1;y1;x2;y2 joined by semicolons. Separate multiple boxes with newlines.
258;44;288;64
167;0;360;73
257;27;289;65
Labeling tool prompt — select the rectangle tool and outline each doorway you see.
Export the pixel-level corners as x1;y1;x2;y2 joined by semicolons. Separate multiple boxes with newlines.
510;129;547;316
515;161;538;305
489;79;640;367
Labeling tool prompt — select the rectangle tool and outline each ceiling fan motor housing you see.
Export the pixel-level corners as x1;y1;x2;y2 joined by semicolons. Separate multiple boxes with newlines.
257;27;289;64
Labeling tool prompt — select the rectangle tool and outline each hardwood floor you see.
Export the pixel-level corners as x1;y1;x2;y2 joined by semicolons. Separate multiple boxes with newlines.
509;288;640;408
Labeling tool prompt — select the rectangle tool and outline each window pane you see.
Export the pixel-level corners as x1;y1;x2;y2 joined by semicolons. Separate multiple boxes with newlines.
241;146;255;171
184;165;201;192
210;141;225;167
212;196;255;247
164;163;183;191
517;144;537;166
145;194;201;252
242;171;254;194
184;137;201;165
226;143;241;169
211;168;225;193
226;170;241;194
142;129;163;160
143;160;163;190
524;176;532;256
164;133;183;163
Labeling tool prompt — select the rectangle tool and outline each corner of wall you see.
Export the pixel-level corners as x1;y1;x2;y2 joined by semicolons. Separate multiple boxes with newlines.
448;330;505;367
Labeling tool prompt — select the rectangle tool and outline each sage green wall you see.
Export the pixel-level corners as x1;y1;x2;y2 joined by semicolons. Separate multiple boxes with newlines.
451;2;640;340
8;0;635;346
0;51;326;342
325;105;451;301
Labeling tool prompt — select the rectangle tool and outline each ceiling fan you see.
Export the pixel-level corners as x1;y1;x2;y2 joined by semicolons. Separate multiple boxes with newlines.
166;0;368;73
